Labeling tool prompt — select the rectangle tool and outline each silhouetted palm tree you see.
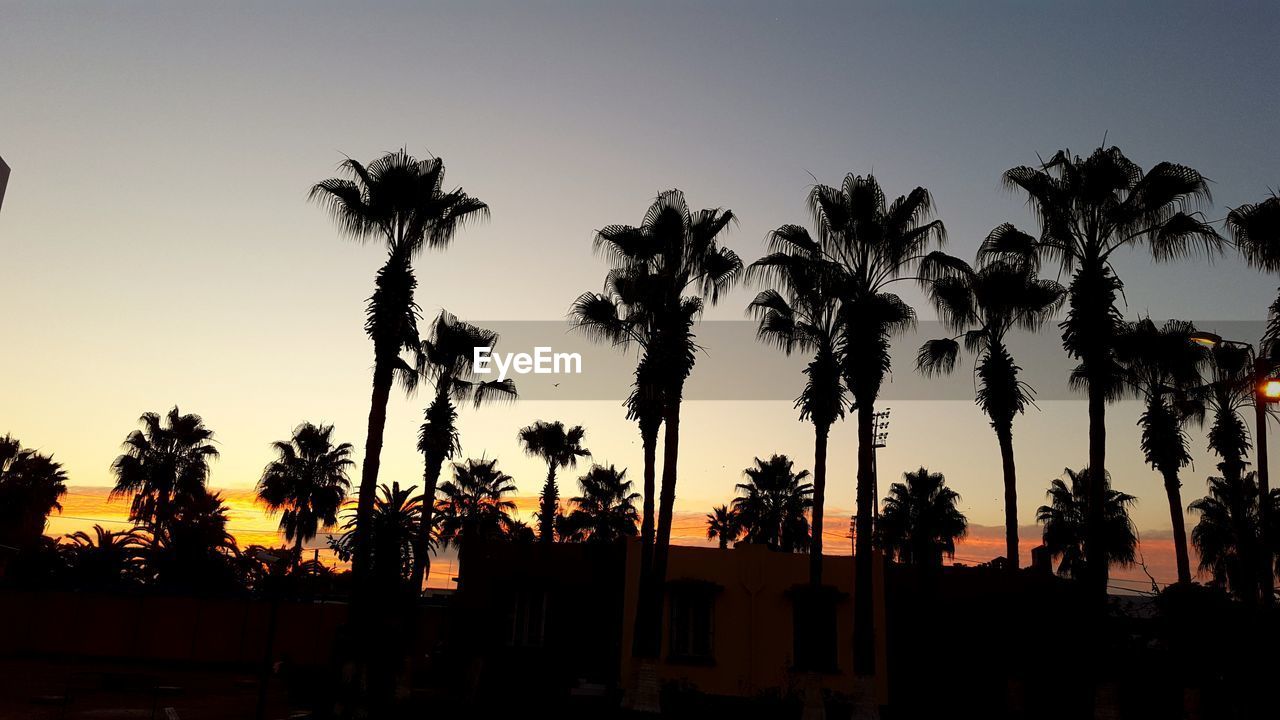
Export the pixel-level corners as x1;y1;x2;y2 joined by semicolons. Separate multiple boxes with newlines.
517;421;589;543
785;173;945;672
110;407;218;534
916;247;1065;571
1036;467;1137;580
410;311;516;591
747;235;846;583
570;189;740;660
1190;473;1265;603
1227;193;1280;349
257;423;354;564
562;464;640;544
148;489;243;593
875;468;968;569
0;435;68;549
705;504;739;550
310;150;488;578
1202;343;1254;484
732;455;813;552
1113;318;1208;584
332;482;421;592
992;146;1220;598
435;458;518;584
63;525;149;590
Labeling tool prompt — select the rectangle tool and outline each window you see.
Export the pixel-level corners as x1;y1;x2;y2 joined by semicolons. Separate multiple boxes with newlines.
792;587;838;671
509;588;547;648
667;584;715;664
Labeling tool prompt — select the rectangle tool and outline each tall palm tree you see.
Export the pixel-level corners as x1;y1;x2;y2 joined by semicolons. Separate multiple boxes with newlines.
874;467;968;569
435;457;518;585
1112;318;1208;584
0;435;68;549
257;423;354;563
916;246;1065;571
569;189;740;662
1202;343;1254;484
1190;473;1265;603
705;504;739;550
779;173;945;673
1227;193;1280;349
410;311;516;591
310;150;488;578
110;407;218;534
517;421;590;543
1036;467;1138;580
562;464;640;544
332;482;422;592
732;455;814;552
63;525;149;590
747;235;846;584
991;146;1220;598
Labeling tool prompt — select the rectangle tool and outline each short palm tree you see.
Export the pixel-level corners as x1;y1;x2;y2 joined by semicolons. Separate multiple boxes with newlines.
1113;318;1207;584
732;455;814;552
257;422;354;563
435;457;518;585
570;190;741;662
916;246;1065;571
517;421;590;543
563;464;640;544
875;468;968;569
781;173;945;672
110;407;219;534
0;434;68;549
1190;473;1265;603
148;489;243;592
705;504;739;550
310;150;488;578
992;146;1220;598
1036;467;1138;580
64;525;150;589
747;234;846;583
332;482;422;591
411;311;516;590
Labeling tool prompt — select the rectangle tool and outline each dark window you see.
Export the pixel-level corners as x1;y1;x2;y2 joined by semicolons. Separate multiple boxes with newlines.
509;588;547;648
668;587;715;663
792;590;838;671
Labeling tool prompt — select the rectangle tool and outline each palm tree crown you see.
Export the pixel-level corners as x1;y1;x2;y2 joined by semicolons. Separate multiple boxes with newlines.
1036;467;1138;580
518;420;590;543
257;423;354;559
732;455;813;553
0;435;68;548
875;467;968;568
563;464;640;545
705;504;740;550
110;407;218;533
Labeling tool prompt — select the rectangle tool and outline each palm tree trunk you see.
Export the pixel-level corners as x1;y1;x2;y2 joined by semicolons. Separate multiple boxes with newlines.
630;420;660;658
853;401;877;676
810;422;830;586
1086;380;1109;600
409;449;445;592
642;393;683;660
355;359;394;581
539;466;557;543
1160;467;1192;585
995;422;1019;572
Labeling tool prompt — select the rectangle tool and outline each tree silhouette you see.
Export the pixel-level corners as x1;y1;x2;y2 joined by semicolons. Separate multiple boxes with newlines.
517;420;589;543
1202;344;1254;484
257;422;353;564
705;504;739;550
147;489;242;593
435;458;518;585
110;407;218;535
1227;193;1280;349
1190;473;1265;603
63;525;149;590
332;482;421;593
310;150;488;579
1113;318;1208;584
993;146;1220;598
569;189;740;662
916;247;1064;571
1036;467;1137;580
875;468;967;570
732;455;813;552
411;311;516;590
562;464;640;544
0;434;68;550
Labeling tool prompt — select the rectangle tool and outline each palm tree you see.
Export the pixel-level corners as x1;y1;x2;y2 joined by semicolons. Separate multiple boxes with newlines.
732;455;814;552
562;464;640;544
1226;193;1280;349
257;423;354;564
1036;467;1138;580
310;150;488;578
110;407;218;534
410;311;516;591
747;234;846;584
1202;343;1254;484
916;246;1065;571
63;525;149;590
148;489;243;593
569;189;740;662
992;146;1220;598
332;482;422;592
705;504;739;550
781;173;945;673
1112;318;1208;584
1190;473;1265;603
875;468;968;570
517;421;590;543
435;457;518;585
0;435;68;549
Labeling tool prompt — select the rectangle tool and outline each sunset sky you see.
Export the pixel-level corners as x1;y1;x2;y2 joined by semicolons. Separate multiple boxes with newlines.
3;2;1278;590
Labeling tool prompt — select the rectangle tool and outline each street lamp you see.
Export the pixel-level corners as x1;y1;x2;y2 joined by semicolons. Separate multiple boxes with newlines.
1189;330;1278;605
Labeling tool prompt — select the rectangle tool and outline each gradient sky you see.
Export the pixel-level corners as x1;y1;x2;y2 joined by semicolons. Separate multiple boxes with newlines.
2;1;1278;586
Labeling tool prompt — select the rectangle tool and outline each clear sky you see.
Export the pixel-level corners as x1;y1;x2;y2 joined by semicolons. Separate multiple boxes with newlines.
2;1;1278;583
